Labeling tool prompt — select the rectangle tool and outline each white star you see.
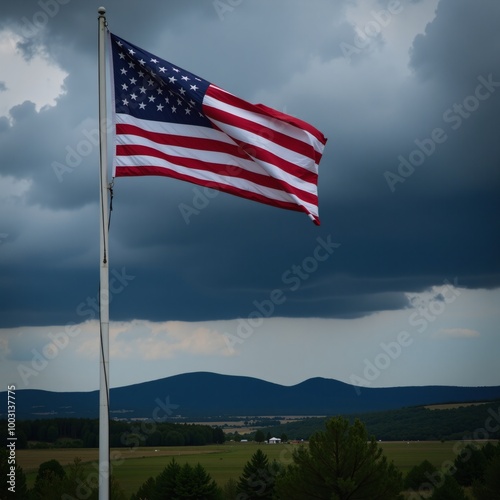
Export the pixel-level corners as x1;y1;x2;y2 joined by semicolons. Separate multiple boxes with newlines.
121;83;128;90
139;102;146;110
171;106;177;113
168;76;177;84
177;98;182;105
139;86;146;94
129;77;137;84
138;58;145;65
122;98;129;105
120;68;127;75
148;79;155;86
159;67;166;73
130;93;137;100
157;88;163;95
128;61;135;69
157;103;164;111
185;108;191;115
150;58;158;63
181;75;190;81
138;70;145;77
128;49;135;55
190;84;199;91
119;52;125;60
172;67;180;72
148;95;156;102
117;41;123;47
179;88;186;95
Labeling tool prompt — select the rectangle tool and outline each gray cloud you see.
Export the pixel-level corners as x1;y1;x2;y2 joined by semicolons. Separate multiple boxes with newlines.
0;0;498;328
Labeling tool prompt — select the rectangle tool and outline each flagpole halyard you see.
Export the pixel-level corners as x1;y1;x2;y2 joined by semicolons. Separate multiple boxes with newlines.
97;6;110;500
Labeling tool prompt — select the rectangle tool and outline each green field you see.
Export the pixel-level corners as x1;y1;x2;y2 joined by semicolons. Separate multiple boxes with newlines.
17;440;463;496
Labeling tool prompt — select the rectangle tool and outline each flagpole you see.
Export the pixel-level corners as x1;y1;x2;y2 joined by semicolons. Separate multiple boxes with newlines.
97;7;110;500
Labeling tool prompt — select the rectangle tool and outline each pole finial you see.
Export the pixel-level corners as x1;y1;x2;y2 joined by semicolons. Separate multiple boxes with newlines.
98;6;106;16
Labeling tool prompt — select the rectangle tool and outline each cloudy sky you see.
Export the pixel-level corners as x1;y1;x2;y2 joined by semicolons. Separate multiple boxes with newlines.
1;0;499;395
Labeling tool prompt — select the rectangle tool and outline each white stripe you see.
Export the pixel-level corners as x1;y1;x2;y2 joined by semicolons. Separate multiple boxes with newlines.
208;116;318;174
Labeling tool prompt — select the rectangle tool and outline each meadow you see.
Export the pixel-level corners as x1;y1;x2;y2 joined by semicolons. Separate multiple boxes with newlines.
17;440;462;496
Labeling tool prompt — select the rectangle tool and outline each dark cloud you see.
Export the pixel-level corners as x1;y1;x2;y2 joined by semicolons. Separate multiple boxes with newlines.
0;0;499;328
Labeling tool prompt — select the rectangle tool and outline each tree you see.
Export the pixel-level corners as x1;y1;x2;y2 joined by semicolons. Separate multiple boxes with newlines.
275;416;403;500
213;427;225;444
404;459;437;490
237;449;282;499
254;430;265;443
430;475;467;500
34;459;66;499
472;454;500;499
141;458;221;500
453;444;488;486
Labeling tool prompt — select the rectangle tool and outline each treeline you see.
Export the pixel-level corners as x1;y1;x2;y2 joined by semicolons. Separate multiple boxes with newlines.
0;418;225;449
258;400;500;441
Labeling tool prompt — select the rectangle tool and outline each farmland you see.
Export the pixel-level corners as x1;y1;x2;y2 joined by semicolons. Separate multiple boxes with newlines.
17;440;466;497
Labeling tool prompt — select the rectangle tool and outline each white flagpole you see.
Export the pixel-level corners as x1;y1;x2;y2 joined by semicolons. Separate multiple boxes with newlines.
97;7;110;500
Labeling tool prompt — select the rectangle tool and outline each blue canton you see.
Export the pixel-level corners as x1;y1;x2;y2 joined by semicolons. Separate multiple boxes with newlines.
111;33;213;127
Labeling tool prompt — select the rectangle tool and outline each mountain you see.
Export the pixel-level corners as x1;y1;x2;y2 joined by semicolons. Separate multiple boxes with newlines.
3;372;500;420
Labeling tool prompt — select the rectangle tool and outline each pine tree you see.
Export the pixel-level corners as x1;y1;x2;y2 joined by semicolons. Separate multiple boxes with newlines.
237;448;281;499
275;417;403;500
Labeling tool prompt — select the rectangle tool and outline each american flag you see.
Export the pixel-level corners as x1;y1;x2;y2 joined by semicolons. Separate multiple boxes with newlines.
109;33;327;224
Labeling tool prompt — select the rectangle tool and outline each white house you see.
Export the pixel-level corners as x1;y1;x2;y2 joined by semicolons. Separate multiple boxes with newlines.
268;437;281;444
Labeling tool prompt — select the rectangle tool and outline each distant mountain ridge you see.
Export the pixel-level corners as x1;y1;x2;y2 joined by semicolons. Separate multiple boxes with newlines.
3;372;500;420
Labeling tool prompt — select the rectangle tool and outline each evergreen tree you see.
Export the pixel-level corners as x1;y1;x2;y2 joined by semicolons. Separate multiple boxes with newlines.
430;475;467;500
34;459;66;499
237;448;282;499
138;458;221;500
254;430;265;443
275;416;403;500
453;444;488;486
404;459;437;490
472;454;500;499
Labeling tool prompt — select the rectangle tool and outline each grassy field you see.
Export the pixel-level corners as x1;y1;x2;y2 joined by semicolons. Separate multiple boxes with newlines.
17;440;462;496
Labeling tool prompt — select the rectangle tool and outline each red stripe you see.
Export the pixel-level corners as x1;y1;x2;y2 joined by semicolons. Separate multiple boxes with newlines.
229;136;318;188
206;85;327;146
115;164;314;215
203;104;318;164
116;123;247;159
115;143;317;205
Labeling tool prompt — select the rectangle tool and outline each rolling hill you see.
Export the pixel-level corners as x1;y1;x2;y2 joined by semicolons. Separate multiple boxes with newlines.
3;372;500;420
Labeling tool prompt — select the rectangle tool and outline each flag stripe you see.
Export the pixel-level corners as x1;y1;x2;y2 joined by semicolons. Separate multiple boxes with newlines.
116;143;318;205
114;156;319;218
115;115;318;199
206;85;327;151
203;93;321;166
